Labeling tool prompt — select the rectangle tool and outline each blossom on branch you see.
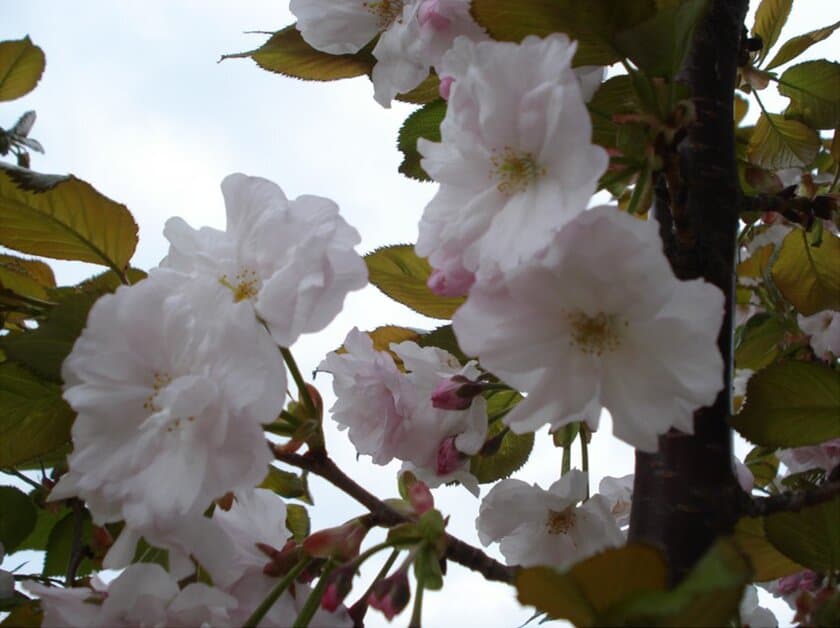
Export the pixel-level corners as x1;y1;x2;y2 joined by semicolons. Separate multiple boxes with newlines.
454;206;725;452
476;470;623;568
163;173;367;347
416;34;608;294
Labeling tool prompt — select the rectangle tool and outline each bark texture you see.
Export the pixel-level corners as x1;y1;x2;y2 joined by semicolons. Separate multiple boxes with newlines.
628;0;750;584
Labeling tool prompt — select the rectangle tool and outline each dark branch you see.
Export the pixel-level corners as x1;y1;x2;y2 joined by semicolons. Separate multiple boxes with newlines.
273;447;517;584
741;480;840;518
741;194;837;229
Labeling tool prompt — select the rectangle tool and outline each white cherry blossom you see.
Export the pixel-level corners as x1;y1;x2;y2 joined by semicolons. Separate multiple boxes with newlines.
798;310;840;358
739;585;778;628
598;474;633;529
162;173;367;347
416;34;608;293
778;438;840;476
454;206;725;452
52;270;284;538
476;470;623;568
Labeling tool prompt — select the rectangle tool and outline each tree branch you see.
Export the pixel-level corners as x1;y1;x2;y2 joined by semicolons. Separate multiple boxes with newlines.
273;447;517;584
741;480;840;518
741;193;836;229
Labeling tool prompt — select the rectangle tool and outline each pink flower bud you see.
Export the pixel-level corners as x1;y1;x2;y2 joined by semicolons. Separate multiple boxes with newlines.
304;518;370;562
418;0;451;31
320;566;355;612
368;570;411;621
431;375;482;410
427;266;474;296
437;436;466;475
438;75;455;100
408;481;435;515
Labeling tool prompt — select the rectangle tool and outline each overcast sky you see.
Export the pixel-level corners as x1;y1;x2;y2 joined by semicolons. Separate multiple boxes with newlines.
2;2;838;626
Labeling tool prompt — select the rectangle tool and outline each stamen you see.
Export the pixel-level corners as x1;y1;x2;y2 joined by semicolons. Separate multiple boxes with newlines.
545;507;576;535
490;146;545;196
363;0;404;28
566;311;626;356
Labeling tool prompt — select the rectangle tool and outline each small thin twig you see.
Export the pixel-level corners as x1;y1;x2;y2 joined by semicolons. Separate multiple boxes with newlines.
65;500;86;586
741;479;840;517
1;467;42;490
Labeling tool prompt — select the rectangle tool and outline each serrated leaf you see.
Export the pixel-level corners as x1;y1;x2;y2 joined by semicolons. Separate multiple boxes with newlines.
0;253;55;301
221;25;374;81
516;545;667;626
0;363;74;468
765;497;840;573
0;164;138;272
744;446;779;489
735;313;786;371
259;465;312;504
772;228;840;315
470;405;534;483
615;0;708;79
747;113;820;169
286;503;310;542
418;325;469;364
397;99;446;181
778;60;840;129
396;73;441;105
42;509;95;578
731;360;840;448
732;516;803;581
766;20;840;70
751;0;793;64
365;245;464;319
470;0;656;67
18;505;69;553
0;486;37;553
0;38;45;102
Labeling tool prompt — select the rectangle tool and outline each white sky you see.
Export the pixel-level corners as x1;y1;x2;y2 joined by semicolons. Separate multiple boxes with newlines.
2;1;838;626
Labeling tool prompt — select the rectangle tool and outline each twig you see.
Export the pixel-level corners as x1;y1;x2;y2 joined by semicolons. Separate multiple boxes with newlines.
741;479;840;517
273;447;517;584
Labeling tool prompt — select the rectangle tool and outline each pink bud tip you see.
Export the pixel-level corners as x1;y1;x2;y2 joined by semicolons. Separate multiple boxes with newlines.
438;76;455;101
418;0;451;31
437;436;464;475
408;481;434;515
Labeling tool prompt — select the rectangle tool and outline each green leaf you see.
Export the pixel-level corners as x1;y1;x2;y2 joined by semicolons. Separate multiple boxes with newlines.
0;291;99;382
588;75;637;149
365;245;464;319
552;422;581;448
396;73;441;105
772;228;840;315
397;99;446;182
0;254;55;302
615;0;709;79
417;325;469;364
0;363;74;468
778;60;840;129
259;465;313;504
42;509;95;578
19;504;70;553
367;325;422;358
751;0;793;64
132;537;170;570
731;360;840;448
285;504;310;542
744;446;779;489
516;544;667;626
0;486;37;553
765;497;840;573
414;543;444;591
733;516;804;581
734;313;786;371
766;20;840;70
220;25;374;81
470;398;534;484
0;37;45;102
0;164;138;273
470;0;656;67
0;602;42;627
747;113;820;169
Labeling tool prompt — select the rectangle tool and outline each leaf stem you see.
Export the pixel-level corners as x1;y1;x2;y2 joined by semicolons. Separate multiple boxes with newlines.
243;558;311;628
293;559;337;628
348;548;400;625
281;347;316;419
409;573;425;628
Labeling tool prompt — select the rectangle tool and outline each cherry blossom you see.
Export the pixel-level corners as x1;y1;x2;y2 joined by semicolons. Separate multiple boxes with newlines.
739;585;778;628
455;206;725;452
777;438;840;476
163;173;367;347
52;270;284;539
797;310;840;358
415;35;608;292
598;474;633;529
476;470;623;568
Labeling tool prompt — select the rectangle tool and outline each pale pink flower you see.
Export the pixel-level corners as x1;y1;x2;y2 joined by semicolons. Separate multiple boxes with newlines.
476;471;623;568
740;585;778;627
598;474;633;529
455;206;725;452
778;438;840;476
797;310;840;358
163;173;367;347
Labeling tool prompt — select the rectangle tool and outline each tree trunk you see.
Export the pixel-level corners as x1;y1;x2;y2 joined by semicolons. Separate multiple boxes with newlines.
628;0;750;584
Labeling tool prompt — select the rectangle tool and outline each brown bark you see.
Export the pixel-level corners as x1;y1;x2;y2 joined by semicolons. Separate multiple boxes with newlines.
628;0;749;584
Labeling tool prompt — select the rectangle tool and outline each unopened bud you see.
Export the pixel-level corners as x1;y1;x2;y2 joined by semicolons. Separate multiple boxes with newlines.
368;570;411;621
321;565;355;612
408;481;435;515
427;267;474;297
431;375;483;410
436;436;466;475
304;518;370;563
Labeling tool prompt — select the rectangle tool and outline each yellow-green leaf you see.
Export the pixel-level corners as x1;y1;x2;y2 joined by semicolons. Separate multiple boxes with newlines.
733;516;804;581
765;497;840;573
0;253;55;301
286;504;310;542
772;228;840;315
0;165;138;273
396;73;441;105
471;392;534;483
735;313;786;371
766;20;840;70
778;60;840;129
397;99;446;182
747;113;820;169
516;545;667;626
0;37;45;102
744;446;779;490
259;465;312;504
221;25;374;81
751;0;793;64
734;93;749;126
731;360;840;448
365;245;464;319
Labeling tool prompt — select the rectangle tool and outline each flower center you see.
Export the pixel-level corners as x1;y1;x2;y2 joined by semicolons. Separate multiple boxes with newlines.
363;0;404;28
490;147;545;196
143;371;172;412
566;311;626;356
219;268;261;303
545;507;576;535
